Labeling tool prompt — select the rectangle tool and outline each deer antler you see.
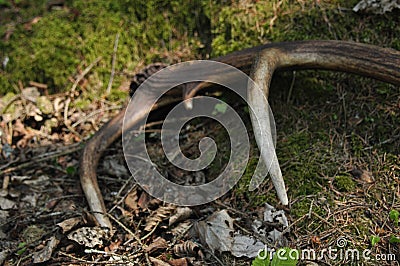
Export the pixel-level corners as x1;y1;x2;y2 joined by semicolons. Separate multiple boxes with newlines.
80;41;400;230
248;41;400;205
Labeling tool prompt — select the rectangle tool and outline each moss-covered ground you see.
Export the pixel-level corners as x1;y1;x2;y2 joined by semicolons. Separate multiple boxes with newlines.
1;0;399;265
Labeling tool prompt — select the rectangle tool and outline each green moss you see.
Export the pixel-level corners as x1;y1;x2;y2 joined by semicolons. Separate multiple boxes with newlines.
291;200;311;218
22;225;45;244
350;133;364;158
107;89;128;102
335;174;356;192
36;96;54;115
210;1;277;56
236;156;259;194
275;131;333;198
0;92;17;114
72;98;92;110
0;0;209;94
232;153;280;207
291;198;328;225
209;0;399;57
2;0;399;96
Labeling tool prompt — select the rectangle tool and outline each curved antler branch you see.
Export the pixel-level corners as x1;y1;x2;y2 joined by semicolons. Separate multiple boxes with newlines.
248;41;400;205
80;41;400;230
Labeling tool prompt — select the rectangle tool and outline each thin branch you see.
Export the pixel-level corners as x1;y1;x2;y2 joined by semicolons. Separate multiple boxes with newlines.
287;70;296;104
64;56;102;135
106;33;120;95
0;144;82;175
59;251;122;264
71;105;122;128
70;56;102;94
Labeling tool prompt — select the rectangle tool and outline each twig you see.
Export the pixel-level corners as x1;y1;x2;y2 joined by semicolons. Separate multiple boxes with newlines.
0;144;82;175
140;221;160;241
0;158;20;171
84;249;137;263
63;96;81;137
108;175;137;214
70;56;102;94
105;213;153;265
363;134;400;150
214;201;253;217
381;191;398;230
105;213;143;246
59;251;119;264
269;0;283;32
312;211;346;236
71;105;122;128
106;33;120;95
287;70;296;104
29;81;48;89
144;253;152;266
64;56;102;135
196;243;225;266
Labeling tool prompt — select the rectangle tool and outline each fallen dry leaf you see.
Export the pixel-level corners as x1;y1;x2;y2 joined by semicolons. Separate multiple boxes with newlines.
21;87;40;102
0;210;9;225
32;236;59;264
57;217;82;233
138;191;151;210
196;206;288;258
67;227;110;248
231;234;265;258
149;256;171;266
105;239;122;252
0;197;17;210
124;188;138;213
195;210;233;253
12;119;28;136
171;221;192;236
23;16;42;31
144;205;176;232
144;236;168;254
21;193;39;207
103;157;128;177
173;240;203;259
169;258;189;266
349;168;374;183
0;250;10;265
17;175;50;186
169;207;192;226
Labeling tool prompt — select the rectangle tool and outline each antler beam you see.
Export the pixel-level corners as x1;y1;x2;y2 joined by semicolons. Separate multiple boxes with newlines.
80;41;400;229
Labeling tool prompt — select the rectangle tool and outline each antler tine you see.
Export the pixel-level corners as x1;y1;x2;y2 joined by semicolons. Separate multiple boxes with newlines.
248;49;288;205
248;41;400;206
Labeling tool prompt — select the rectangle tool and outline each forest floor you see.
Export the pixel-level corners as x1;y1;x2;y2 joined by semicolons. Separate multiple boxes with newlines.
0;0;399;265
